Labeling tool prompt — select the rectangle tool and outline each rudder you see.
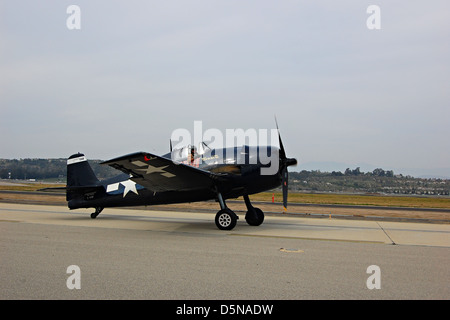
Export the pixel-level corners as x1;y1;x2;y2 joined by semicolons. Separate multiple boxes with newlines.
66;153;101;204
67;153;99;187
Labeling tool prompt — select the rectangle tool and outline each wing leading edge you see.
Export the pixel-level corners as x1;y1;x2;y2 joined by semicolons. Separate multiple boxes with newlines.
102;152;222;192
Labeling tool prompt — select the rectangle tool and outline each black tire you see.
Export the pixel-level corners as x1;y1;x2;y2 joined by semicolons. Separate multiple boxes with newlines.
245;208;264;226
215;209;237;230
91;207;103;219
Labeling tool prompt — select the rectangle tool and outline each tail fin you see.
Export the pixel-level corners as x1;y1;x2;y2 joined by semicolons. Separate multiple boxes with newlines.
67;153;100;202
67;153;99;187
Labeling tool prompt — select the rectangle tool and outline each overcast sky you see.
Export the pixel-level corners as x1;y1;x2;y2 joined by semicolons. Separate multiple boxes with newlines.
1;1;449;176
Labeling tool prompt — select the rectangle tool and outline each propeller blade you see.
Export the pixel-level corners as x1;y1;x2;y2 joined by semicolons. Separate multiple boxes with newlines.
275;116;297;212
275;116;287;160
282;167;288;211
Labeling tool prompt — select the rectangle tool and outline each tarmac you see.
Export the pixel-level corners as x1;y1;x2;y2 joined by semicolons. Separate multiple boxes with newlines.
1;202;449;299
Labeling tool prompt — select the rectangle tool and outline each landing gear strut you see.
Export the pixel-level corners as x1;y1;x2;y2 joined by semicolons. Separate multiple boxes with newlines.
215;193;238;230
214;193;265;230
244;194;264;226
90;207;103;219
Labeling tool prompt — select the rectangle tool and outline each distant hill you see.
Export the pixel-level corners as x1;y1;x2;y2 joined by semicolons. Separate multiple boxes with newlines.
0;158;119;181
288;169;449;196
301;161;450;180
1;158;448;196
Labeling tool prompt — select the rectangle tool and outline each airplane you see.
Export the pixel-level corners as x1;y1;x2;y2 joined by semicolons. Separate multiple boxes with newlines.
64;123;297;230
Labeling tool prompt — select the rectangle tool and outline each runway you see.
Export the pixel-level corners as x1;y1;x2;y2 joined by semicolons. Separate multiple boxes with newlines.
1;202;449;300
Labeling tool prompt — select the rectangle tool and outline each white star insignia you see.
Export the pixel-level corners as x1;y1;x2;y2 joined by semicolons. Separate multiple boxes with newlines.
120;179;139;197
107;179;139;198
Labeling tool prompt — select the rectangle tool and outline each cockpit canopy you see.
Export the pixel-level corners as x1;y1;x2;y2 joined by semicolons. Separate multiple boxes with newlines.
171;142;211;162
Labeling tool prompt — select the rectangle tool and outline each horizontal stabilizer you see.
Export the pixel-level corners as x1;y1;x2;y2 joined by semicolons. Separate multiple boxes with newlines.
38;187;67;192
65;185;104;201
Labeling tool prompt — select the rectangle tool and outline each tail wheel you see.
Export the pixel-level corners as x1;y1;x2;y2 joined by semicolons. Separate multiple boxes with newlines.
215;209;237;230
90;207;103;219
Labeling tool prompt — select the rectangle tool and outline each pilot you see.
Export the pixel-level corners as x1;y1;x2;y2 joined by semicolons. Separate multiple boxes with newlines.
189;146;196;164
189;146;200;167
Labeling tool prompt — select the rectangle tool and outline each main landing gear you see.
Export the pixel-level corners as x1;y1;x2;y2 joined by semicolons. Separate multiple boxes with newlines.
214;194;264;230
243;194;264;226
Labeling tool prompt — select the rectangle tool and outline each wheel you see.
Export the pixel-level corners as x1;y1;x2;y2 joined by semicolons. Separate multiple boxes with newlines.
90;207;103;219
245;207;264;226
215;209;238;230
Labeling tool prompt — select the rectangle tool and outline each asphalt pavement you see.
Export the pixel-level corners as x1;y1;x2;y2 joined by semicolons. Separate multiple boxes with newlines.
1;203;449;300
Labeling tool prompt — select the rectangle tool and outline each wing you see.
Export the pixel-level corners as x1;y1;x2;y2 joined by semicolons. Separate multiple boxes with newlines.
101;152;222;192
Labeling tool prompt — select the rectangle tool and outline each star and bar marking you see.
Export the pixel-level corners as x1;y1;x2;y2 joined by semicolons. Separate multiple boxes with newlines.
106;179;139;198
131;160;176;178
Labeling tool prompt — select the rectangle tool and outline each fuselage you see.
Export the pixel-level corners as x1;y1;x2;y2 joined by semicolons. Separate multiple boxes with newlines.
68;145;282;210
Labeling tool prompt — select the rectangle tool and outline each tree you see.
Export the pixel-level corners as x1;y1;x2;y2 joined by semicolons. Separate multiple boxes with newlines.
345;167;361;176
373;168;385;177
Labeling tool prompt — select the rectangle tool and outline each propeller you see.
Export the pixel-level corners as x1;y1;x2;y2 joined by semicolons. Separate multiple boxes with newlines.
275;117;298;211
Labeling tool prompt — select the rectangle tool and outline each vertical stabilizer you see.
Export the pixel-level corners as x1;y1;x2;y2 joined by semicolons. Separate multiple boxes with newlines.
67;153;99;187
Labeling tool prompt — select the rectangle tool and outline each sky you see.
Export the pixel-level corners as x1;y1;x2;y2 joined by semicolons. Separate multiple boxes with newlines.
1;1;449;177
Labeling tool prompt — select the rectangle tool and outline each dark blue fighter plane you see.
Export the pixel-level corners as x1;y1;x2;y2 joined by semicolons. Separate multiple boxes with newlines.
65;124;297;230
